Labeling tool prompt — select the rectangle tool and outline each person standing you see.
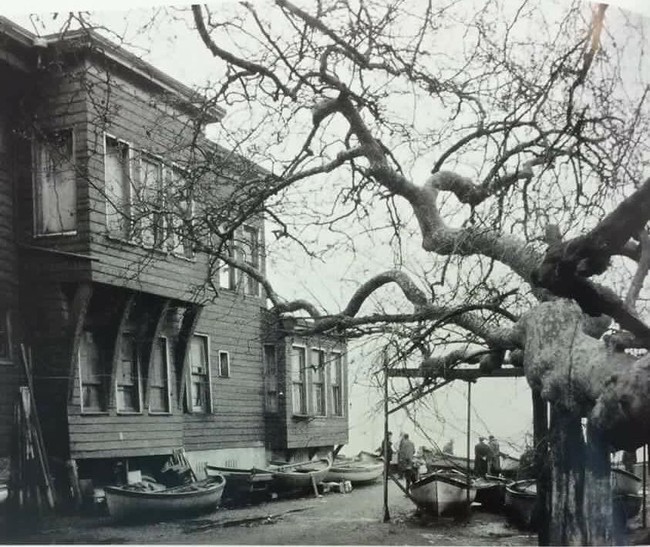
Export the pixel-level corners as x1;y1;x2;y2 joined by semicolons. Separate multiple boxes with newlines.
488;435;501;475
398;433;416;489
377;431;394;469
474;437;490;477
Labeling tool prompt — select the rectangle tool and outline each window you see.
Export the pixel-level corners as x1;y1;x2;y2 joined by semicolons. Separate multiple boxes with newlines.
105;136;131;237
218;351;230;377
116;333;142;413
241;226;260;296
331;351;344;416
134;155;163;246
79;331;108;412
311;349;326;416
149;337;170;413
218;242;237;290
0;310;12;363
291;345;307;415
166;167;194;258
263;344;278;413
34;129;76;235
188;335;211;413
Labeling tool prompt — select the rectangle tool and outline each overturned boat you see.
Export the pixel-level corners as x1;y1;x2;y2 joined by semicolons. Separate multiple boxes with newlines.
105;475;226;521
269;458;331;490
206;465;273;501
410;471;476;516
505;479;537;529
325;454;384;484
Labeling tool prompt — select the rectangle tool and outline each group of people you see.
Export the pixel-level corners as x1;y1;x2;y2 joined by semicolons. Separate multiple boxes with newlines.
377;431;418;489
474;435;501;477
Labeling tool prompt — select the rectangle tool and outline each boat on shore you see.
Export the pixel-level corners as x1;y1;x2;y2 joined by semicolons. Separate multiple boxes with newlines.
325;454;383;484
105;475;226;521
206;465;273;501
504;479;537;529
410;471;476;516
269;458;331;490
474;475;508;511
611;468;642;496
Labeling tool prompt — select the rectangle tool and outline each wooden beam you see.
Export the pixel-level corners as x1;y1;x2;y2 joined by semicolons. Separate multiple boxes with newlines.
388;367;524;380
142;299;170;411
66;283;93;402
107;291;136;411
175;304;203;410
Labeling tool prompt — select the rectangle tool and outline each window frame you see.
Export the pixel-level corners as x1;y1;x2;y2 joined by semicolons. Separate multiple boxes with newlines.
330;350;344;417
33;127;77;237
115;332;143;415
148;336;172;415
165;164;194;259
310;348;326;416
187;333;213;414
263;344;278;413
218;350;231;378
104;133;134;238
241;225;261;297
0;310;12;365
290;344;308;416
135;151;165;248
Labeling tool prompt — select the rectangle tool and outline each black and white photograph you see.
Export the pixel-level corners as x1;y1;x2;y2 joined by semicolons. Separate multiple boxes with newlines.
0;0;649;544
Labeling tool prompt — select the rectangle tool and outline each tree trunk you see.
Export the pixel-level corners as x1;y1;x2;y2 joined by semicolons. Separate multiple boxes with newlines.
547;405;615;546
533;389;550;545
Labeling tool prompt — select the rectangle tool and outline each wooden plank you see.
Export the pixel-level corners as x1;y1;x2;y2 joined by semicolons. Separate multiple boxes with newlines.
66;283;93;401
175;304;202;410
107;291;136;410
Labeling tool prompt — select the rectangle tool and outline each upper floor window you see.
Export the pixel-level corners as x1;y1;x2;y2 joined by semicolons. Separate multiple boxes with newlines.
330;351;344;416
34;129;76;235
311;349;326;416
188;334;212;413
105;136;132;237
116;333;142;413
242;226;260;296
134;154;164;247
291;345;307;415
149;337;171;413
166;167;194;259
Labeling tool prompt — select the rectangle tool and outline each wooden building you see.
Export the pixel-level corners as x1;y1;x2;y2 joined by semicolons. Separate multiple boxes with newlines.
0;17;348;495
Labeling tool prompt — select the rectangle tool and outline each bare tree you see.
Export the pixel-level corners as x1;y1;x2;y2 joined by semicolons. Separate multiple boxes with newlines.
39;1;650;543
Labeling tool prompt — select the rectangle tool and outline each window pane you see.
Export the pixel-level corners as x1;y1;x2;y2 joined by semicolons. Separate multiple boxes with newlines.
149;338;169;412
117;334;140;412
35;130;76;234
189;336;210;412
79;331;106;412
219;352;229;377
105;137;129;235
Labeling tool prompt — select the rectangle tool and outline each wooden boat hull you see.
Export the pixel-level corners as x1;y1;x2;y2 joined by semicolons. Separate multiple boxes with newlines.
474;476;507;511
271;458;331;490
206;466;273;500
105;476;225;521
505;479;537;529
614;493;643;521
612;468;642;496
410;473;476;516
325;462;384;484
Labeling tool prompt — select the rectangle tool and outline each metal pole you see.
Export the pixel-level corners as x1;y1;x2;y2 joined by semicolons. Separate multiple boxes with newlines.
643;444;648;528
466;381;472;506
383;352;390;523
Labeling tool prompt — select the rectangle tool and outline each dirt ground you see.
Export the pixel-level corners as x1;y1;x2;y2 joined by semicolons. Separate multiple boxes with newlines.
1;481;647;545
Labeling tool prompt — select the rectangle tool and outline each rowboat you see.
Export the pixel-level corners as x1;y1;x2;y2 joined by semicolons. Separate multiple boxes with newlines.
611;468;642;496
504;479;537;529
105;475;226;521
474;475;508;511
206;465;273;501
410;471;476;516
269;458;331;490
325;455;384;484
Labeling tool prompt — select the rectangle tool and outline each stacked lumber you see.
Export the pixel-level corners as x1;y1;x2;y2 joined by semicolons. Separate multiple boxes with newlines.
7;345;56;514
